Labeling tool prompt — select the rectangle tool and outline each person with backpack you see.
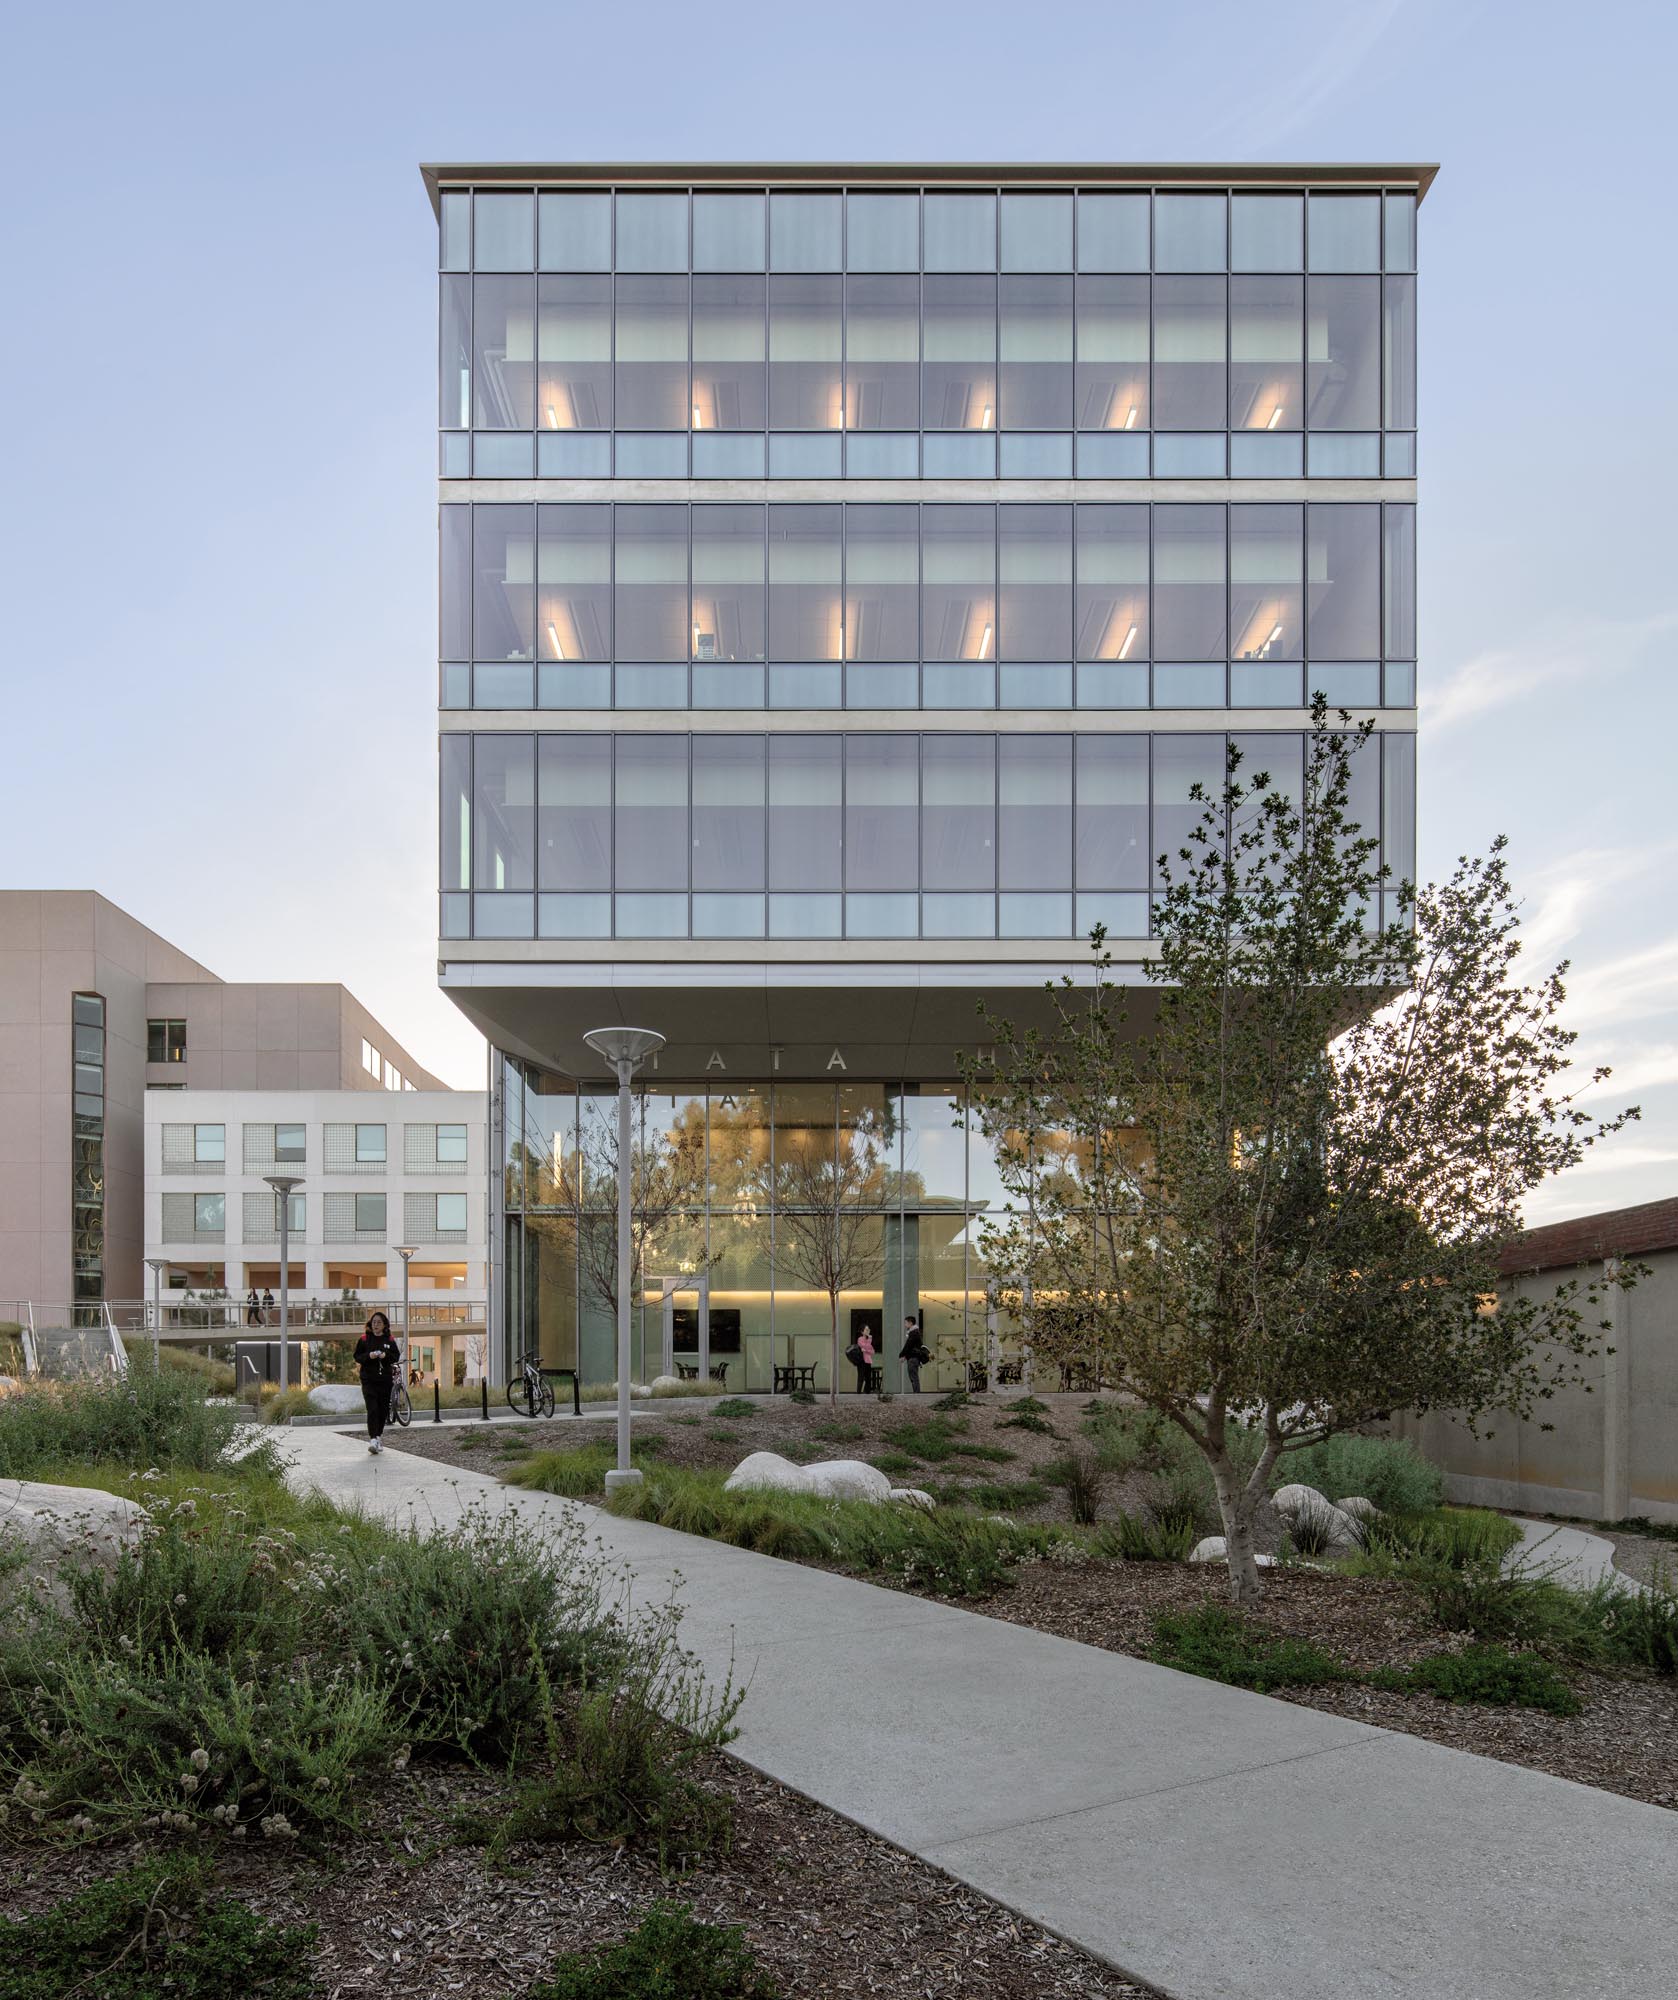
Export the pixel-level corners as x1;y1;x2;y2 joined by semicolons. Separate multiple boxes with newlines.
354;1310;402;1454
898;1315;930;1393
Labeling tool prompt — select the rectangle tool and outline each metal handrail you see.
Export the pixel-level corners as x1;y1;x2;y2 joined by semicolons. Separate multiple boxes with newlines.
21;1302;39;1378
101;1302;127;1377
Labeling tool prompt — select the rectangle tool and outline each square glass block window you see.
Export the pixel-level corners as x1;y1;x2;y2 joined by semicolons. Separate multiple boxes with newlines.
1307;194;1381;272
1076;193;1149;272
474;192;534;270
437;1124;468;1163
999;193;1074;271
924;193;996;271
770;192;843;270
539;192;611;270
694;192;765;271
435;1193;469;1233
615;193;687;270
354;1124;386;1164
1230;194;1303;271
1153;194;1226;271
274;1123;306;1163
846;193;919;271
440;191;470;271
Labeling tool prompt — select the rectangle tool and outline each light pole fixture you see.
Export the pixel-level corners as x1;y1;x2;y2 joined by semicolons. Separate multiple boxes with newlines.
394;1245;417;1382
263;1175;303;1395
582;1025;666;1490
144;1258;168;1373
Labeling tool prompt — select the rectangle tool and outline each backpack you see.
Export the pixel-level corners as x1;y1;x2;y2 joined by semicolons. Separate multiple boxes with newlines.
844;1341;864;1367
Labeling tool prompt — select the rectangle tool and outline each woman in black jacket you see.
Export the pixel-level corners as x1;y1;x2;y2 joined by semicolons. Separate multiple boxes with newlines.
353;1310;402;1454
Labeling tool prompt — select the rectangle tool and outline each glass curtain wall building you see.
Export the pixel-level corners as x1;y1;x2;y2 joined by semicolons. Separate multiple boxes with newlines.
424;161;1432;1389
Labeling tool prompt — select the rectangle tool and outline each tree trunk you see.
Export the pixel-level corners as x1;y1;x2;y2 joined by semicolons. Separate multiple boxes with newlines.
828;1295;839;1409
1208;1449;1263;1608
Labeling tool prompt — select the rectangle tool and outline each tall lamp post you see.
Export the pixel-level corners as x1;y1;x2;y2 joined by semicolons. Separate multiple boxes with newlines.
144;1258;168;1373
582;1026;665;1490
394;1244;417;1381
263;1175;303;1395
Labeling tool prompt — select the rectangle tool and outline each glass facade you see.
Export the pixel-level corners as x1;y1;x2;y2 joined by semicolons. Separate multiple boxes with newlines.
72;993;105;1313
440;500;1415;712
442;727;1413;942
503;1073;1028;1394
439;181;1417;481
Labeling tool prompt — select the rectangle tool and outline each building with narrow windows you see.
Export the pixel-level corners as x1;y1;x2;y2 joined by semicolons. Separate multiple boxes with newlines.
422;162;1429;1391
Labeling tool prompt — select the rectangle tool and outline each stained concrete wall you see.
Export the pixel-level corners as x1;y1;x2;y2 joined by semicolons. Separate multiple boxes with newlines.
1391;1245;1678;1525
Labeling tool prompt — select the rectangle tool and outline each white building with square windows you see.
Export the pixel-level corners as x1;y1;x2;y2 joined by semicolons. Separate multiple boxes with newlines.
143;1087;487;1384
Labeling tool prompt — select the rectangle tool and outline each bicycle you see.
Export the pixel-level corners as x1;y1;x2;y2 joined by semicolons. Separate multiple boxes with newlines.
507;1348;554;1419
388;1375;412;1428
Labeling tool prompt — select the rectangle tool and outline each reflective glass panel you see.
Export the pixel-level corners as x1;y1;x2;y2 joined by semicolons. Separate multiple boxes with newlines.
1384;193;1417;273
538;735;611;890
692;504;766;662
770;192;842;271
769;737;841;889
1075;735;1148;887
1383;732;1416;880
1383;276;1416;430
1384;505;1416;658
538;191;610;270
615;736;688;889
1153;277;1226;430
924;193;996;270
844;504;918;660
999;276;1072;428
694;192;765;270
473;507;535;661
474;192;533;270
922;736;995;889
845;275;918;429
1152;506;1226;661
845;737;920;893
473;735;536;890
440;275;471;427
1075;505;1148;662
473;276;534;428
440;736;470;891
769;505;842;660
440;506;470;659
693;736;766;890
1308;194;1381;272
614;275;689;429
1307;504;1380;658
1075;276;1148;431
1306;277;1380;429
614;506;688;661
847;192;919;270
615;193;687;270
537;275;611;429
1231;194;1302;271
1230;275;1302;430
1000;193;1073;271
923;276;996;430
999;504;1072;659
1154;194;1226;271
769;275;843;429
1152;733;1224;885
440;191;470;272
1230;504;1303;663
1077;193;1149;271
692;274;766;429
999;735;1071;887
923;505;996;661
537;503;610;662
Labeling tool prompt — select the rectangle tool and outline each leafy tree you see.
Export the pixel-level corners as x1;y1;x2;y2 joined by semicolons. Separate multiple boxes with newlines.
963;704;1636;1604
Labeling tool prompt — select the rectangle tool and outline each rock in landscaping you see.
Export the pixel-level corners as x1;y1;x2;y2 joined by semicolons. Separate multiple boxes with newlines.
307;1383;365;1415
890;1487;935;1511
1272;1483;1361;1549
648;1374;685;1392
723;1452;894;1503
1336;1495;1379;1524
0;1479;145;1606
1188;1535;1277;1567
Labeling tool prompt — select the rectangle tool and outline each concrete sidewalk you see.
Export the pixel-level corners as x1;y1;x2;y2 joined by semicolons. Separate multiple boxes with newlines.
282;1428;1676;2000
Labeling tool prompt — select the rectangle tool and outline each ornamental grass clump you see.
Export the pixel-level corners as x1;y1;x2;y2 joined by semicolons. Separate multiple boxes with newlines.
0;1370;278;1482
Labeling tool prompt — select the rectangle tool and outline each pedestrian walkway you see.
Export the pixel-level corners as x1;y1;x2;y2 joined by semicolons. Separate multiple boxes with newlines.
1506;1514;1647;1593
281;1428;1676;2000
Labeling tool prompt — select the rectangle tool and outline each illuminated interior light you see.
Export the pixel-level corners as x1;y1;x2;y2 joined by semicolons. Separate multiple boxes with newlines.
546;622;564;659
981;404;993;429
692;405;703;428
545;405;558;428
979;622;992;659
1118;624;1138;661
1267;404;1283;430
1124;405;1138;430
1268;623;1284;646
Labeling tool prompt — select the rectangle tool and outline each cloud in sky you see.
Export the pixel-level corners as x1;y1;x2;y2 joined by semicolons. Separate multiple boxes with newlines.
1421;609;1678;740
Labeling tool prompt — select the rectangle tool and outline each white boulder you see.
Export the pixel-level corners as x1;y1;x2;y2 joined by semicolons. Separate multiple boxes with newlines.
1188;1536;1277;1567
890;1487;936;1511
648;1374;686;1393
1272;1483;1360;1549
1336;1495;1379;1524
307;1383;365;1415
723;1452;895;1504
0;1479;146;1606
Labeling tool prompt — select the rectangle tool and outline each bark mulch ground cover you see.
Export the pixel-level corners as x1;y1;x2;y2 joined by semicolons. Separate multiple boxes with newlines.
0;1755;1156;2000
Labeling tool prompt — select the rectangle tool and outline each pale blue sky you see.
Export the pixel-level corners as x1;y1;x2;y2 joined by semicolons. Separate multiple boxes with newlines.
6;0;1674;1221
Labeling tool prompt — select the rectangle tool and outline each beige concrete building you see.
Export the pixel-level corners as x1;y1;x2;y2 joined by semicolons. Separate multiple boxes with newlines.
0;891;443;1313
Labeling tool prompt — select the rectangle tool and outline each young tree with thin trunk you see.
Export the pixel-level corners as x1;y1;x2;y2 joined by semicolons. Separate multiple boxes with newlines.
964;705;1637;1605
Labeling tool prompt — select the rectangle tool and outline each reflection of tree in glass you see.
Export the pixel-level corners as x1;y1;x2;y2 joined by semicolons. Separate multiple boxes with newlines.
559;1096;712;1334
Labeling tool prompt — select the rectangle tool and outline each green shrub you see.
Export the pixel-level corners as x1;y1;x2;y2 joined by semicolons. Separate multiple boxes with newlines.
1280;1435;1444;1516
507;1437;663;1498
0;1862;319;2000
870;1451;917;1477
931;1388;971;1411
0;1371;277;1482
881;1415;1003;1463
937;1478;1050;1513
810;1419;863;1443
711;1399;755;1419
524;1903;777;2000
1377;1644;1580;1716
121;1342;239;1397
998;1396;1058;1436
1090;1510;1198;1562
1082;1407;1234;1535
1422;1562;1678;1679
788;1388;817;1405
1357;1506;1522;1572
1046;1447;1109;1525
1150;1605;1348;1692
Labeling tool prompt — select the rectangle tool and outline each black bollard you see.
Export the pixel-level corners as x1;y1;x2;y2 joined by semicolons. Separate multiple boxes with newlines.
481;1378;489;1421
433;1382;441;1424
